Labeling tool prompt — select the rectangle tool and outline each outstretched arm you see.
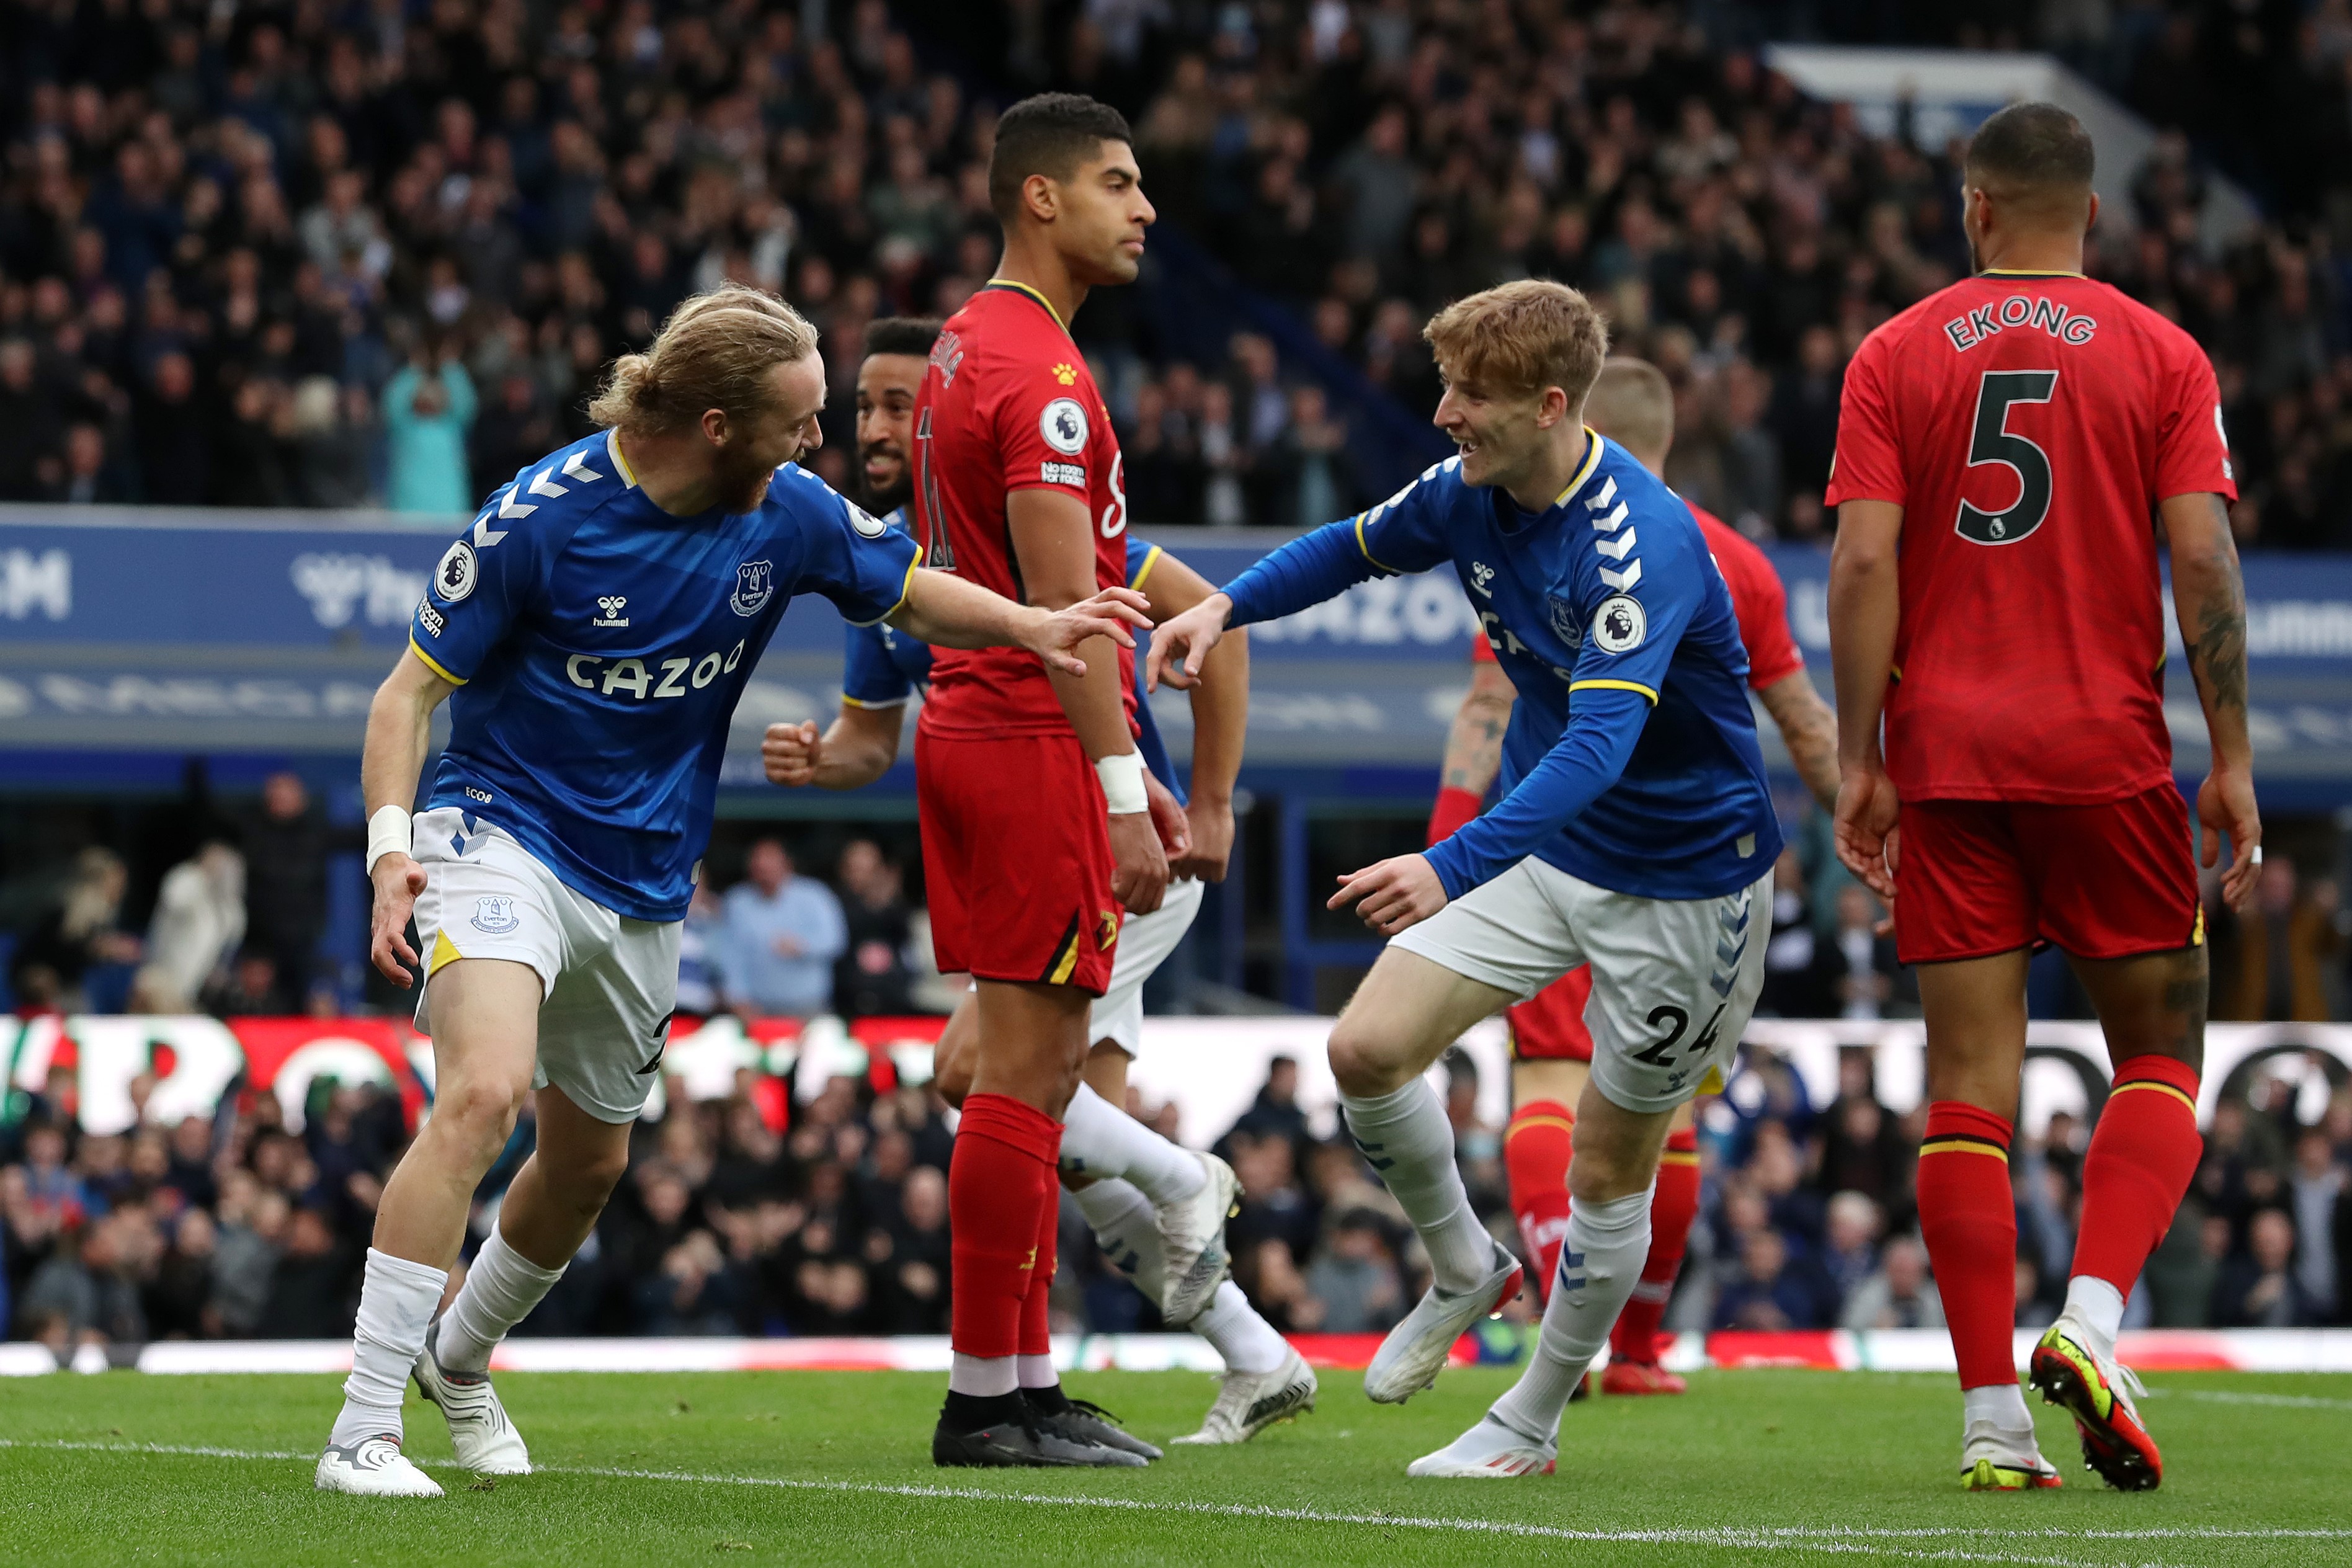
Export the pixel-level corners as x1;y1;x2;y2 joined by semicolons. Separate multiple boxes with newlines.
2163;489;2260;909
888;565;1149;673
1149;517;1394;690
1827;499;1903;899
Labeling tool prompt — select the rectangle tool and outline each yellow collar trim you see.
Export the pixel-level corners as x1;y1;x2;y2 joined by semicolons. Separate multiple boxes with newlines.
985;277;1068;332
605;429;640;488
1553;428;1604;509
1979;268;2086;278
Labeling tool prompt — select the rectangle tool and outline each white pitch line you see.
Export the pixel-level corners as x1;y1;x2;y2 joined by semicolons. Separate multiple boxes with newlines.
0;1437;2290;1568
2145;1388;2352;1412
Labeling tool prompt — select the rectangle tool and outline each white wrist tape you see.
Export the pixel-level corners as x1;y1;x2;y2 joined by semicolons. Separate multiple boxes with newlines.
1095;751;1149;815
365;805;413;873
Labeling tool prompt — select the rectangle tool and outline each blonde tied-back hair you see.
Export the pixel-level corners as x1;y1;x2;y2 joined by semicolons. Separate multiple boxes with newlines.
1423;279;1610;409
588;283;821;437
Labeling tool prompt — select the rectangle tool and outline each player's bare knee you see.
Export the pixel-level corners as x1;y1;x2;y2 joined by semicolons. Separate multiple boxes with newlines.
562;1144;631;1208
1327;1019;1410;1098
932;1052;974;1108
1566;1146;1647;1206
433;1075;532;1165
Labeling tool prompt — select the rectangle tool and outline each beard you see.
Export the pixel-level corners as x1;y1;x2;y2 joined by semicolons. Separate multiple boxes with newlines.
713;439;781;514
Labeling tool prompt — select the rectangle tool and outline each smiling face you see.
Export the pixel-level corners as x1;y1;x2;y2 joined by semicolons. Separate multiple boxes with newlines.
854;351;926;513
1430;357;1567;492
707;353;827;512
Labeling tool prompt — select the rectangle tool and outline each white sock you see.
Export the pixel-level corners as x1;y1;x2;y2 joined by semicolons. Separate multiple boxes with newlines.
1058;1082;1205;1205
1016;1353;1057;1389
1191;1281;1291;1374
1963;1381;2034;1437
1074;1178;1166;1300
2063;1275;2126;1352
329;1248;447;1447
1487;1189;1649;1443
948;1353;1017;1397
1074;1178;1286;1371
1341;1079;1492;1293
437;1227;567;1374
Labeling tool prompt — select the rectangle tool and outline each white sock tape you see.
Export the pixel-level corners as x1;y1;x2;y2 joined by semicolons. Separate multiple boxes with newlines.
365;805;413;873
1095;751;1148;815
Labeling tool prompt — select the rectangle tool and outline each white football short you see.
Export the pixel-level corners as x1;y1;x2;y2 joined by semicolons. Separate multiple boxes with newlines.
1089;876;1206;1056
410;806;682;1125
1391;856;1773;1114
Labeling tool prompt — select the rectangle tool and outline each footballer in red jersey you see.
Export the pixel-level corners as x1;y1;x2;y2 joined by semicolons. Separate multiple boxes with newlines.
1428;358;1840;1392
907;92;1216;1472
1825;103;2260;1494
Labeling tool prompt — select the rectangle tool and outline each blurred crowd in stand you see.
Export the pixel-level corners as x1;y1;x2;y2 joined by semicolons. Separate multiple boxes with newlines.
0;0;2340;542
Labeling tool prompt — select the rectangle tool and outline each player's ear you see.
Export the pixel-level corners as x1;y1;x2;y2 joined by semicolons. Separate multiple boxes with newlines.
2082;190;2099;236
1023;171;1059;224
701;407;729;447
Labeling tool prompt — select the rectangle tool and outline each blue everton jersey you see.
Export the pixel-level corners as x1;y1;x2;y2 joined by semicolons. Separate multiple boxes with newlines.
408;430;920;922
1226;434;1778;901
841;522;1183;804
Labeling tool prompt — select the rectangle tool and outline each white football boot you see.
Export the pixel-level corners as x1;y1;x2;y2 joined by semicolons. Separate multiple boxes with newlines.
412;1319;532;1475
1157;1151;1242;1325
1363;1242;1523;1404
1170;1346;1319;1445
315;1435;444;1497
1407;1414;1557;1478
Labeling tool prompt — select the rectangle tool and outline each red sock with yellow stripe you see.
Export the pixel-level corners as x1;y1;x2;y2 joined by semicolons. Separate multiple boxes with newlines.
1504;1100;1575;1304
2072;1055;2201;1295
1916;1101;2018;1390
948;1094;1059;1364
1610;1126;1701;1365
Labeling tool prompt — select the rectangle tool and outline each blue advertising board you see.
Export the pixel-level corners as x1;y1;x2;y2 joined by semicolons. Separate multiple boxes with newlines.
6;505;2352;801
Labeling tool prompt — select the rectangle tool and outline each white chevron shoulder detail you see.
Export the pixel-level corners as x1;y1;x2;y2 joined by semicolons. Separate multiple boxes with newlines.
527;467;568;499
1598;560;1642;591
1595;528;1636;561
560;450;603;483
1591;501;1629;533
1584;475;1617;510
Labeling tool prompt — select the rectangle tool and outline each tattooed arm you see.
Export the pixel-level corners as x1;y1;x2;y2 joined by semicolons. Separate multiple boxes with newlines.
1443;658;1518;795
2162;490;2260;911
1427;656;1518;845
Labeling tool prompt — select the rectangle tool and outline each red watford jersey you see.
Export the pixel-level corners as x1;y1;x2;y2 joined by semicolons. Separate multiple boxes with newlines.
911;280;1134;738
1825;270;2235;804
1471;500;1804;692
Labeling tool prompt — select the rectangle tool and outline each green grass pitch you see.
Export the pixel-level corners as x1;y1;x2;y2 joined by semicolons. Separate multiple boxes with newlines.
5;1368;2350;1566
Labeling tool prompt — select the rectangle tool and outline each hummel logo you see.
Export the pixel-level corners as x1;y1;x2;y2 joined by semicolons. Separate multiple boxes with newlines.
594;595;629;628
1469;560;1495;598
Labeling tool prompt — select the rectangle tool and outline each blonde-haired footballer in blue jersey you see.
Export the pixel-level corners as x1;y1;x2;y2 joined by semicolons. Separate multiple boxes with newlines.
760;326;1314;1448
1150;280;1781;1479
324;285;1152;1499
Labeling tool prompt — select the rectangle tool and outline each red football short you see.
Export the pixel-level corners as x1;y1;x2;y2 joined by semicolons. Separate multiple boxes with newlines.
916;729;1120;996
1894;785;2203;966
1507;966;1595;1062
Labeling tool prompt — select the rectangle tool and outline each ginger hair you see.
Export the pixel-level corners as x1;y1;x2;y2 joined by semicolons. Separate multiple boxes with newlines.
1422;279;1610;407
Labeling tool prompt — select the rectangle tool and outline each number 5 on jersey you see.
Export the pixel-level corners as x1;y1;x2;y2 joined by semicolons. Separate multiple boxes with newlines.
1958;370;2058;545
